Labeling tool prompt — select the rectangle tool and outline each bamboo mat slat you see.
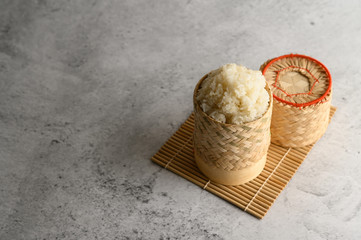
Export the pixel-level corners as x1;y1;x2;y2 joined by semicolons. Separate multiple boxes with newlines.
151;106;336;219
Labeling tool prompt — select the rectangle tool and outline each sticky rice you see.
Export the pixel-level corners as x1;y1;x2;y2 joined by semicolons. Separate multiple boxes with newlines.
196;64;269;124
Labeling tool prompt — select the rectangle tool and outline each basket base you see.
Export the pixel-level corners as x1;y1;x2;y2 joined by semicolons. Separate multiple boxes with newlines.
194;151;267;186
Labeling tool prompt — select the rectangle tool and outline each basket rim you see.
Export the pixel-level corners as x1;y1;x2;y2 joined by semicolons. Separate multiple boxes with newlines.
193;73;273;127
262;53;332;108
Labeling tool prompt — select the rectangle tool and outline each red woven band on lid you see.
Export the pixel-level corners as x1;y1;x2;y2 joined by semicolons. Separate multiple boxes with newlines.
262;54;332;108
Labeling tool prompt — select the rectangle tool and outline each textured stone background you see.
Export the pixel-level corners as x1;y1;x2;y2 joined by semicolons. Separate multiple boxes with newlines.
0;0;360;239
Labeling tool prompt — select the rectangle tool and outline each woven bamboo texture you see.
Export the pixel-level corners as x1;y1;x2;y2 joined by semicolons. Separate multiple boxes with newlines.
270;96;331;147
192;75;273;185
151;106;336;219
262;54;332;147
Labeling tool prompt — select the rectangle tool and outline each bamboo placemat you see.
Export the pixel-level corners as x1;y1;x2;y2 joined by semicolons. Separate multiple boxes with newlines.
151;106;336;219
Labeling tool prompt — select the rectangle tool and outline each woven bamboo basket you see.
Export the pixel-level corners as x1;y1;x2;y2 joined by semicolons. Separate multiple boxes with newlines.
261;54;332;147
193;74;273;186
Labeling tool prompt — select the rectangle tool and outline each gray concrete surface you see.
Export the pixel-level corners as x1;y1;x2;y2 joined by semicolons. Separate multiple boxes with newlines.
0;0;361;239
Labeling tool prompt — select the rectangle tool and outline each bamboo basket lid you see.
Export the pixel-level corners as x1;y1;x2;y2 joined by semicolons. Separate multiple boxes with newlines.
262;54;332;108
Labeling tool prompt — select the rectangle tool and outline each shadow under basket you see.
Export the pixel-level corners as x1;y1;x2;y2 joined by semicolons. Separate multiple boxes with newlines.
151;106;336;219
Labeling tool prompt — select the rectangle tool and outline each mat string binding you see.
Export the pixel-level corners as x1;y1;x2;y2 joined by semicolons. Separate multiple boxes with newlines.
164;136;193;169
244;147;292;212
203;180;211;190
